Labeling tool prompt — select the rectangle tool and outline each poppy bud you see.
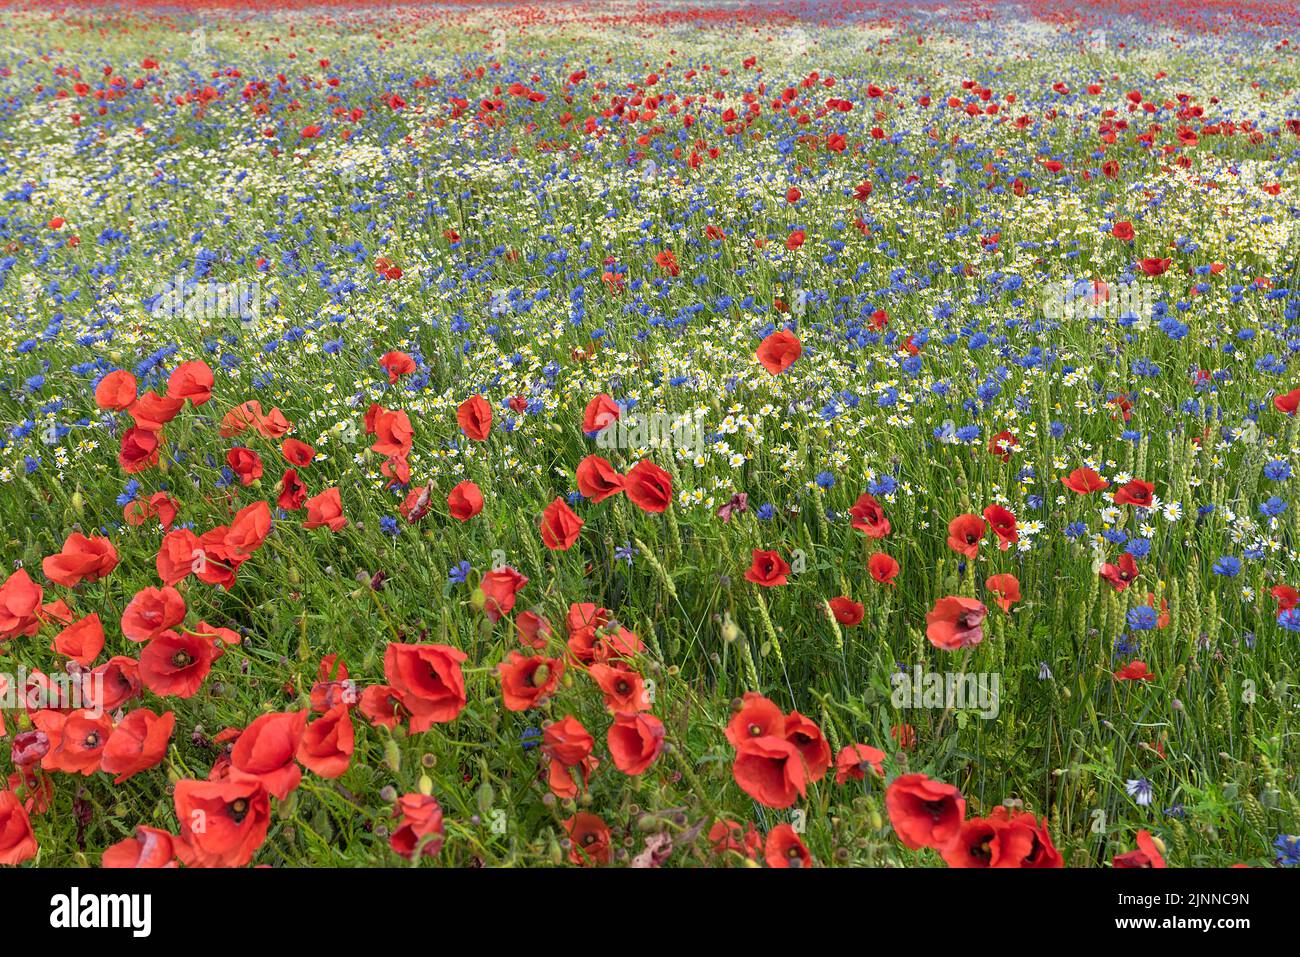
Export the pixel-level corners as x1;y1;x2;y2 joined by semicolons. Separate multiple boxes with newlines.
71;490;84;515
470;586;487;613
419;774;434;796
721;613;741;643
384;738;402;773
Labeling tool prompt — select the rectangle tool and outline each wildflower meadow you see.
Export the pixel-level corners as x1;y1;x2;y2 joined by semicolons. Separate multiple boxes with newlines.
0;0;1297;886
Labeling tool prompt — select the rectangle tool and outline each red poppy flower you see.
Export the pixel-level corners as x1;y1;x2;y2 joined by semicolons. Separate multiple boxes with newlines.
1111;220;1134;241
102;826;186;868
278;469;308;511
765;823;813;868
42;532;118;587
154;529;200;585
0;566;47;642
480;566;528;622
94;370;138;411
834;743;886;784
118;426;161;473
982;504;1018;549
1112;829;1167;868
456;394;492;441
281;438;315;467
828;596;864;625
925;595;988;650
358;686;409;729
166;360;214;406
543;715;595;767
1113;478;1154;507
37;708;111;775
624;460;672;513
1100;553;1139;591
173;778;271;867
225;501;271;562
576;455;624;502
709;819;762;859
101;708;174;783
384;642;468;730
513;612;552;651
744;548;790;587
885;773;966;850
447;480;484;521
784;712;831;782
985;573;1021;612
725;692;785;747
946;513;986;558
224;446;262;485
941;808;1062;868
732;736;807;808
756;329;802;375
589;663;648;715
849;493;891;538
786;229;805;251
369;408;413;459
1061;466;1109;494
0;792;37;865
303;488;347;531
1137;257;1171;276
230;710;308;800
563;812;611;866
868;552;900;585
1273;389;1300;415
87;656;142;712
390;794;444;860
582;393;620;435
1114;660;1155;682
128;392;184;431
987;430;1017;462
121;586;186;643
379;350;416;384
52;613;104;666
139;630;215;698
1272;584;1299;612
497;651;564;711
540;496;584;550
607;712;665;775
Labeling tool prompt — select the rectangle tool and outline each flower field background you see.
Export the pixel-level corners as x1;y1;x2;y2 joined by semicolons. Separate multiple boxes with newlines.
0;0;1298;869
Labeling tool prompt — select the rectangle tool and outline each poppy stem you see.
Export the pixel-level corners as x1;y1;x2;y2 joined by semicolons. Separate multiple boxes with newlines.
934;647;974;738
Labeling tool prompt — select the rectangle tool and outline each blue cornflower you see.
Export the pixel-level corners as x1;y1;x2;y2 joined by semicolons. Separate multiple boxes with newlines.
815;471;835;489
448;560;471;585
615;542;635;565
1126;538;1152;559
1126;778;1154;807
1264;459;1292;481
1127;606;1158;630
1213;556;1241;577
1260;496;1287;517
1275;834;1300;867
116;479;141;506
380;516;399;536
